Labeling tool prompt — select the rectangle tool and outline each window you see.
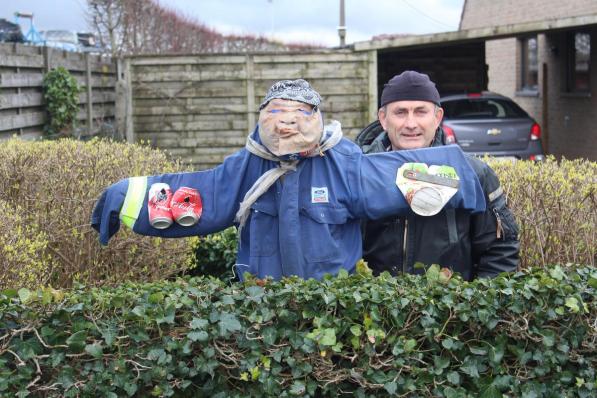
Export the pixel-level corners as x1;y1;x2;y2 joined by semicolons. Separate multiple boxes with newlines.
566;32;591;93
520;36;538;91
442;98;528;119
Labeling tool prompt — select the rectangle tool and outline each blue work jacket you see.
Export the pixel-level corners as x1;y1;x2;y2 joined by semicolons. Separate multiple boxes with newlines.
92;124;485;280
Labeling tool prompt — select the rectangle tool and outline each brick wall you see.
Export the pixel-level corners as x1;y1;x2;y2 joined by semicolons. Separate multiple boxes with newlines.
461;0;597;160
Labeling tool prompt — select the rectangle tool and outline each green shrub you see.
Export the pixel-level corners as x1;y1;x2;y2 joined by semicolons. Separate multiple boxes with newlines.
0;200;55;289
190;227;238;281
488;156;596;269
1;266;595;397
0;138;196;289
42;67;81;137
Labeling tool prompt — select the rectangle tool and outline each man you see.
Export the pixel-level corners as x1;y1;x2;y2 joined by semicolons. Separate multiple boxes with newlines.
357;71;519;280
92;78;487;281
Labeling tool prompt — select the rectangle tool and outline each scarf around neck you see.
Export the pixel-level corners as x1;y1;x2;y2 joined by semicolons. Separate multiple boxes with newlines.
235;120;343;229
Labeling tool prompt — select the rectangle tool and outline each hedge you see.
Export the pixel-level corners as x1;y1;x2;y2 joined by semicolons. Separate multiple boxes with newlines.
1;265;595;397
0;138;196;289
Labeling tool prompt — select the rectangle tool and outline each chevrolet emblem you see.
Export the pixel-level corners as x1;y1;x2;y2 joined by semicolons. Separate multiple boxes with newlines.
487;128;501;136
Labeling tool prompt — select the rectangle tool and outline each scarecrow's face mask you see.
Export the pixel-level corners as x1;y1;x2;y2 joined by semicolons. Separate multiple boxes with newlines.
258;99;323;157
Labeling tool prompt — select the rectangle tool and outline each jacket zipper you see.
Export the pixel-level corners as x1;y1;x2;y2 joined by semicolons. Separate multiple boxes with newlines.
492;207;504;239
402;218;408;273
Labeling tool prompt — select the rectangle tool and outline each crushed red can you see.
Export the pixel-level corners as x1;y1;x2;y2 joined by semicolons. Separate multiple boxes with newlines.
148;183;174;229
171;187;203;226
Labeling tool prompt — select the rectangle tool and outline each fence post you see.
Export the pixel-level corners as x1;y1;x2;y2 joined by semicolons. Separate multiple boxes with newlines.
246;54;255;133
123;57;135;143
85;53;93;134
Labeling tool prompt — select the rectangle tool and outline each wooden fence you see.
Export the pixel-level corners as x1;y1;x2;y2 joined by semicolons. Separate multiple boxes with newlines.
0;42;117;140
126;50;377;169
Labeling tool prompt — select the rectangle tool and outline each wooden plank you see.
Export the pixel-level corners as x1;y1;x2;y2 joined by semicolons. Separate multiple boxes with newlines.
78;91;116;104
253;52;368;63
76;104;115;120
135;118;247;132
255;78;368;95
0;111;46;131
0;42;41;56
132;81;246;99
134;103;247;116
2;54;45;68
0;92;43;109
368;50;378;121
85;54;93;134
246;54;255;131
252;63;368;80
154;136;246;148
134;96;245;108
130;54;247;66
132;68;247;83
0;73;44;87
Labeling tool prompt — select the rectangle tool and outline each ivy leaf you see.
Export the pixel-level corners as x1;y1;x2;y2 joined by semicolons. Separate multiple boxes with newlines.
148;292;164;304
289;381;306;395
404;338;417;352
479;384;501;398
350;325;362;337
447;371;461;385
384;381;397;395
319;328;337;346
66;330;87;351
218;313;242;335
188;331;209;342
565;297;580;313
18;288;32;304
245;286;264;302
85;343;103;358
541;329;556;347
548;265;566;281
190;318;208;329
460;357;480;378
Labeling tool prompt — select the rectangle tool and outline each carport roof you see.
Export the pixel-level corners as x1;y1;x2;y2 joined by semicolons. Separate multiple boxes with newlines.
353;13;597;52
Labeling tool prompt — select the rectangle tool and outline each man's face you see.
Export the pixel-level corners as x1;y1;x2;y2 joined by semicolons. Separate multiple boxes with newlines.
379;100;444;151
258;98;323;156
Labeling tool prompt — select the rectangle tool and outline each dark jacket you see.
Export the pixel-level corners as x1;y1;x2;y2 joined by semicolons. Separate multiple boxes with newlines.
357;121;520;280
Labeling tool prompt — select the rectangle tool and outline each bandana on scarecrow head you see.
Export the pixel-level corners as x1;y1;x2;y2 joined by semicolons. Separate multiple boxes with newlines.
258;79;324;157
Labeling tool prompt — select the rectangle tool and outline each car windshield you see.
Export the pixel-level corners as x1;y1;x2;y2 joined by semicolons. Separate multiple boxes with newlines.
442;98;528;119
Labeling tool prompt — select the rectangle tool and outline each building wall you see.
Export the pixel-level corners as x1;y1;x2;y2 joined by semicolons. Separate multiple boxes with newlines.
461;0;597;160
544;29;597;160
460;0;597;30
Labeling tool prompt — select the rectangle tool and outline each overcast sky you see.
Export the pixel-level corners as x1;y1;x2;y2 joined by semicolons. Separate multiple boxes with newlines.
2;0;465;47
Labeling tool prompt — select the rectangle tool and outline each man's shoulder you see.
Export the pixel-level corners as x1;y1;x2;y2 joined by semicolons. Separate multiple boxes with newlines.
465;155;495;179
464;155;502;200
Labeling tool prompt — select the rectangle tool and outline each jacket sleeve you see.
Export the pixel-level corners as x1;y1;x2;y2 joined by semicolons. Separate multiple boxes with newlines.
348;145;487;220
91;149;253;245
469;160;520;277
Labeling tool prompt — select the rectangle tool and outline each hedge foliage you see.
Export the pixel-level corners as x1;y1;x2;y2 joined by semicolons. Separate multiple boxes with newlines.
487;156;596;269
0;139;195;289
1;266;595;397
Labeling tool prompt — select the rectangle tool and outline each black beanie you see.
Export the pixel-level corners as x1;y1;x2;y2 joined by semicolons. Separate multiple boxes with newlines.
380;71;440;107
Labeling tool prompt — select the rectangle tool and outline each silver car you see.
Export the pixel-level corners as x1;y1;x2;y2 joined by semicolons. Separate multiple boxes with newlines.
440;92;544;160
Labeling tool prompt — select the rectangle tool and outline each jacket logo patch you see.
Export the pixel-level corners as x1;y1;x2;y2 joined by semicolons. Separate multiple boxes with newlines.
311;187;329;203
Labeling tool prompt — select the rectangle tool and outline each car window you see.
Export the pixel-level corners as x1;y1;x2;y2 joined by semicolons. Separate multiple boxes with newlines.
442;98;528;119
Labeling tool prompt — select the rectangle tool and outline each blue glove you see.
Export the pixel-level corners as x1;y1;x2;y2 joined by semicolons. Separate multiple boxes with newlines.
91;179;129;245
